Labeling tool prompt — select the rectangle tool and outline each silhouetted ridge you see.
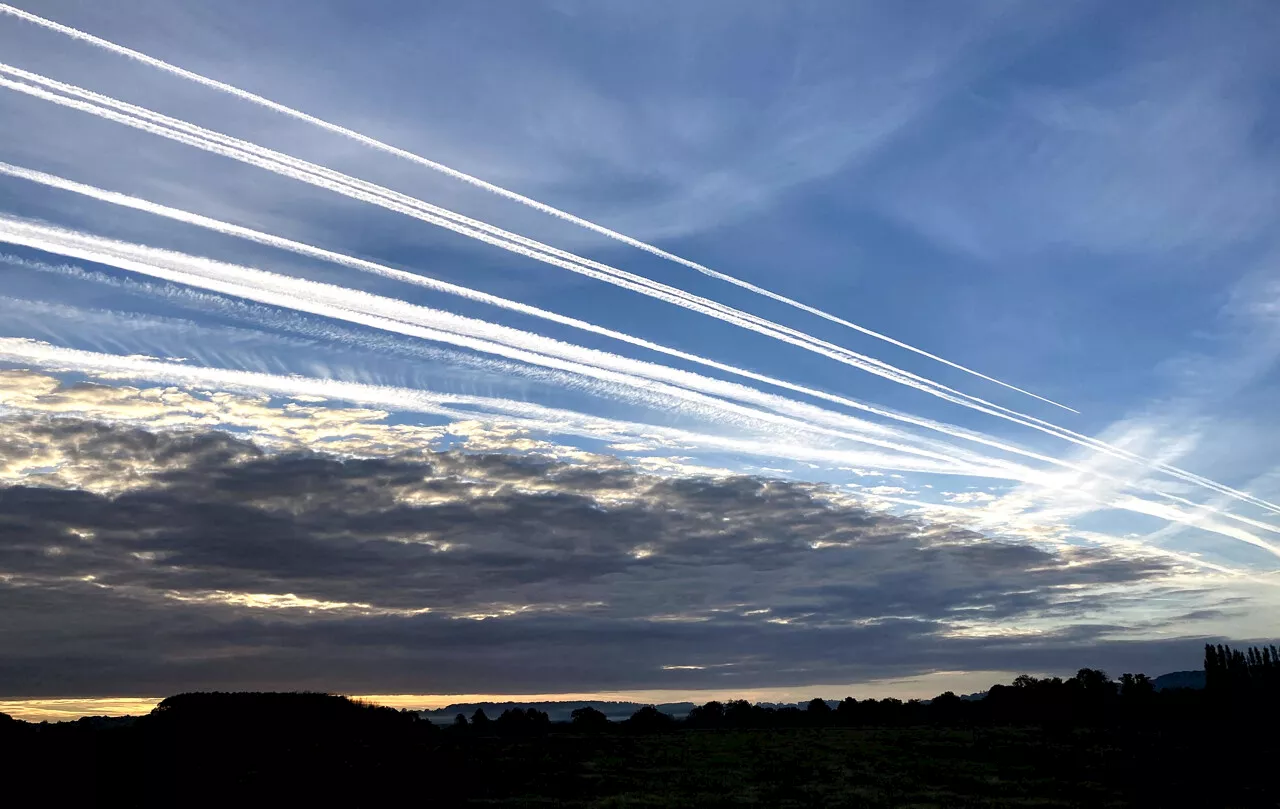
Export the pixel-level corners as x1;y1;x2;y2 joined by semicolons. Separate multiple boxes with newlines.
1153;670;1206;691
3;646;1278;805
151;690;411;728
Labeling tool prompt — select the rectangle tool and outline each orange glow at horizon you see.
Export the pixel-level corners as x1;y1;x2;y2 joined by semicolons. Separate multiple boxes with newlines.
1;670;1019;722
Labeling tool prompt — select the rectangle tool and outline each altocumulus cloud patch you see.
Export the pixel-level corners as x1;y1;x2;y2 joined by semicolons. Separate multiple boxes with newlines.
0;370;1227;697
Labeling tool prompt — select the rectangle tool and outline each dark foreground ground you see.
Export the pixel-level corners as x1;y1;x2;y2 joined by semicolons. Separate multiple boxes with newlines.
450;725;1280;808
5;718;1278;807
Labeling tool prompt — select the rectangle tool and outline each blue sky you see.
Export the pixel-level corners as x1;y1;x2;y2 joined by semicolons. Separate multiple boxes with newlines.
1;0;1278;709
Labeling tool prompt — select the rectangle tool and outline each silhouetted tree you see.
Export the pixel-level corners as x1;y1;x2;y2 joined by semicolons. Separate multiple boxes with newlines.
1074;668;1114;694
929;691;965;725
493;707;550;735
835;697;859;726
1205;644;1223;690
1121;673;1154;697
806;697;833;723
723;699;757;728
1205;642;1280;719
686;700;725;728
624;705;675;733
570;706;610;731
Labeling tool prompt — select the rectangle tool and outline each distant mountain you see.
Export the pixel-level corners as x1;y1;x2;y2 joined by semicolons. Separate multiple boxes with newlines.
419;700;697;723
1153;670;1205;691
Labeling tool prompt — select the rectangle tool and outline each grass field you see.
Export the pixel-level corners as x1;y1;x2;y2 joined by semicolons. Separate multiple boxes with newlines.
8;700;1277;806
444;724;1269;807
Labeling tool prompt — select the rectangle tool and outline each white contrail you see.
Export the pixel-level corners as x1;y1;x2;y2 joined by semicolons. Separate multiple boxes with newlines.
0;216;1029;477
0;70;1181;470
11;214;1240;499
7;231;1278;552
0;65;1077;429
2;244;1035;478
2;78;1275;521
0;1;1075;413
2;57;1077;438
4;334;1278;558
0;338;1010;475
1;252;634;391
0;162;1087;468
9;218;1280;550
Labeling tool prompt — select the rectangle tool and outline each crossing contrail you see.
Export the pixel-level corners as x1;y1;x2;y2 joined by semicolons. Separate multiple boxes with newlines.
3;70;1276;521
1;241;1061;483
7;215;1280;548
0;215;1171;491
0;215;1031;478
0;69;1123;451
0;162;1077;466
0;1;1076;413
0;64;1075;428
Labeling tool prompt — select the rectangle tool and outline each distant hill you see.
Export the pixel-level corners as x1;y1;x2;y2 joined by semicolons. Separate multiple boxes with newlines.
420;700;697;723
1153;670;1205;691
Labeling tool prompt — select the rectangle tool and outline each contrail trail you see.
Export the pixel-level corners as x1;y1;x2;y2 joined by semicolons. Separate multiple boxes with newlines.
0;64;1079;430
3;75;1276;521
0;259;585;391
0;215;1028;477
0;242;1051;480
0;1;1076;413
0;69;1129;460
0;338;1008;476
3;56;1074;440
0;215;1184;493
1;252;669;395
8;217;1280;550
0;162;1080;467
4;333;1277;558
28;164;1275;532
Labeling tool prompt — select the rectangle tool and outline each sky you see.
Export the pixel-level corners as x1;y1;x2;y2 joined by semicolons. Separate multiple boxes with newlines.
1;0;1279;720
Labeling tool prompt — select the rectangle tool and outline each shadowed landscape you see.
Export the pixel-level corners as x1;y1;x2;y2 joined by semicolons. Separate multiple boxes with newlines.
5;645;1277;807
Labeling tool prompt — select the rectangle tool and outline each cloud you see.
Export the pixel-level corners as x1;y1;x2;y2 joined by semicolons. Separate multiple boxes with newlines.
10;205;1279;529
0;68;1073;424
0;6;1073;414
0;179;1051;479
1;0;1276;703
1;401;1233;697
947;267;1280;567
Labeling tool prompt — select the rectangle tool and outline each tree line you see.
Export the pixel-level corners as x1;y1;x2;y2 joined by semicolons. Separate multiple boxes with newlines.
1;644;1276;804
3;644;1277;740
422;643;1276;734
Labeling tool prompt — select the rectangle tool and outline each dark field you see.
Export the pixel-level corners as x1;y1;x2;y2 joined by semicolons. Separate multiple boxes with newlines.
440;725;1274;808
7;719;1277;807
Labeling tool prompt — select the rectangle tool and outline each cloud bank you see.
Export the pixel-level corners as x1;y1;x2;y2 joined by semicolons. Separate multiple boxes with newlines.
0;370;1233;698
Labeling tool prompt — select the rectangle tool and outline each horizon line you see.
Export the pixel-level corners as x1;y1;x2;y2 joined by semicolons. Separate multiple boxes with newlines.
2;670;1028;722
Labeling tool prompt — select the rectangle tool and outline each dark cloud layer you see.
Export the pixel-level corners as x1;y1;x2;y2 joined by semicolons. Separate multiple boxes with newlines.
0;414;1214;697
